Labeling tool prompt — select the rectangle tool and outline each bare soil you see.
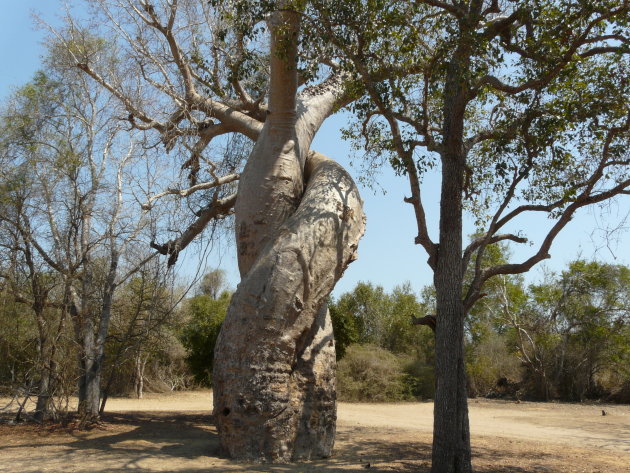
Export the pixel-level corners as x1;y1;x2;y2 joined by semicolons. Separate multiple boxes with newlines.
1;391;628;473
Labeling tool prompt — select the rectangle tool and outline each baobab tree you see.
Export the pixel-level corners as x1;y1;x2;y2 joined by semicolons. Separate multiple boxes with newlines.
61;0;365;460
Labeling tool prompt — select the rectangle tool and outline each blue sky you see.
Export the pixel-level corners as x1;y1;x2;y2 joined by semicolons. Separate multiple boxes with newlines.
2;1;628;297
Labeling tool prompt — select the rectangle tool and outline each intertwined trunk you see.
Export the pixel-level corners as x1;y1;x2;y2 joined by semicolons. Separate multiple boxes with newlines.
212;9;365;462
214;151;364;461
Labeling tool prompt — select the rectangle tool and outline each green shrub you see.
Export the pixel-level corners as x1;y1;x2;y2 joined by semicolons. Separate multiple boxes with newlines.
337;344;413;402
466;330;521;397
180;291;231;386
402;358;435;400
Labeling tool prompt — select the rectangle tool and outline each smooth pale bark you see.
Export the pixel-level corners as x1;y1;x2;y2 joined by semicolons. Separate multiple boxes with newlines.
213;7;365;462
213;152;365;461
74;258;118;421
134;353;147;399
234;9;303;276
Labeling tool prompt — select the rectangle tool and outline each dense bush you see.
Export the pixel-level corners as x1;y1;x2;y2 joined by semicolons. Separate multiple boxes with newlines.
337;344;414;402
506;261;630;401
466;329;521;398
334;260;630;404
180;290;231;386
401;357;435;400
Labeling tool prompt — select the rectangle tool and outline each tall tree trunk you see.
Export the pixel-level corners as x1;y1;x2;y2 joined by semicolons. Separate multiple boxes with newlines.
135;352;147;399
213;8;365;462
33;365;51;423
78;314;101;421
431;34;473;472
432;158;472;473
75;254;118;421
22;236;55;423
213;152;364;462
33;309;52;423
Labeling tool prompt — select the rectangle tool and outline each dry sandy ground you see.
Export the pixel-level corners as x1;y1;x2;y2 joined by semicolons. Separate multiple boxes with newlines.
0;391;628;473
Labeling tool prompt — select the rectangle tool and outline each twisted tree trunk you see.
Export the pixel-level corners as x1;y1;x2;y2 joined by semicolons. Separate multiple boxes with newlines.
212;7;365;462
213;150;364;461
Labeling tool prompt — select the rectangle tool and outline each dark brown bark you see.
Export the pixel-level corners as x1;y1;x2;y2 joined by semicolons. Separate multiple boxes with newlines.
431;25;473;472
432;156;472;473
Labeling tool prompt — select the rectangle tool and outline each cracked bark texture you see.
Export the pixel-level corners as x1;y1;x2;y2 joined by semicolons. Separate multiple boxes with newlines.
213;150;365;461
212;7;366;462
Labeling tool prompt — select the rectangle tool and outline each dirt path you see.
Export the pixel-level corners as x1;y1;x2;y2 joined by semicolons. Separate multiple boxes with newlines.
339;397;630;452
1;391;628;473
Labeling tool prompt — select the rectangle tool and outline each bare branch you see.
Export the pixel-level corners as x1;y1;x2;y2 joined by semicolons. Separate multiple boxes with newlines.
141;173;239;210
480;9;526;39
77;63;168;132
411;314;436;332
418;0;465;18
151;193;237;265
481;177;630;286
473;6;628;96
464;233;528;263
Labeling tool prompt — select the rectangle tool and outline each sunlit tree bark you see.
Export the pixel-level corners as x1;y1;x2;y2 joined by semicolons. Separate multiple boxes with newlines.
62;0;365;457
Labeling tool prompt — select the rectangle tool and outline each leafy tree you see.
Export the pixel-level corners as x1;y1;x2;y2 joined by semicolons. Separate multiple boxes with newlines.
316;1;629;470
331;282;436;398
332;282;390;346
463;239;525;396
0;284;39;394
328;298;359;359
0;74;73;421
198;269;228;299
386;283;434;356
506;261;630;401
180;290;231;386
331;281;430;355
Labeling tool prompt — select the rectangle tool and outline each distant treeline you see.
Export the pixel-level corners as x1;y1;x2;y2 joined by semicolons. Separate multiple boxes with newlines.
330;259;630;404
2;259;628;425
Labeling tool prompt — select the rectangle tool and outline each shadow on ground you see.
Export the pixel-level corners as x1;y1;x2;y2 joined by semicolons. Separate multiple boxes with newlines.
0;411;622;473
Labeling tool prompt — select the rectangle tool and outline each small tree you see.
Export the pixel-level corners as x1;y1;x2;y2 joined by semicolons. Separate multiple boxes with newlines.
0;45;171;421
100;264;180;406
180;289;231;386
331;281;431;356
198;269;228;299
